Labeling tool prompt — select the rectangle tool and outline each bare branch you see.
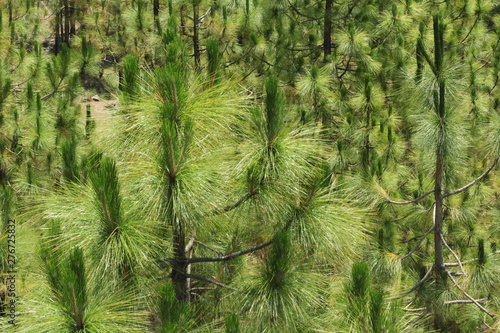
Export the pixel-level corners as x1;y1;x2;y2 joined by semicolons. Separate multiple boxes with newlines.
185;234;196;253
403;307;426;312
445;298;488;305
390;265;434;299
446;271;498;320
194;240;224;254
441;234;466;276
445;251;500;267
384;189;435;205
443;158;499;198
398;225;434;260
213;192;255;215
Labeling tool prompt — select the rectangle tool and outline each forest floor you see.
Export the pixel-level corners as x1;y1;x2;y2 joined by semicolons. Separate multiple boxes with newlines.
79;96;119;135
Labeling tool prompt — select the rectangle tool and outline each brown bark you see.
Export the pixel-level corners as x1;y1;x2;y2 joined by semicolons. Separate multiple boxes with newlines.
433;151;445;279
63;0;70;46
55;11;61;54
70;0;76;36
171;218;189;302
192;2;200;70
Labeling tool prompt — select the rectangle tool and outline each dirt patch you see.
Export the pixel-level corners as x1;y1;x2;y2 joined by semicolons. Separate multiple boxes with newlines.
80;96;119;135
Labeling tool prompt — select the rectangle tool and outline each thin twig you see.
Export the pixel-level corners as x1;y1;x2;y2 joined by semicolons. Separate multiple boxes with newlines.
445;298;488;305
194;240;224;254
403;307;426;312
185;239;273;264
157;239;273;266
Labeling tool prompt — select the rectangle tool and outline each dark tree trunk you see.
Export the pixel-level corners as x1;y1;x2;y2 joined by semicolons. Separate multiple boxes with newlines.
433;151;445;278
171;219;189;302
323;0;333;61
192;2;201;70
180;4;187;36
153;0;160;19
8;0;13;25
63;0;70;46
55;11;61;54
433;15;446;285
70;0;76;36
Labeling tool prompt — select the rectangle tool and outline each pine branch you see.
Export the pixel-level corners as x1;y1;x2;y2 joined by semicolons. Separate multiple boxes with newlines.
194;240;224;254
446;271;498;320
157;239;273;267
212;192;255;215
445;251;500;267
445;298;488;305
443;157;499;198
390;265;434;299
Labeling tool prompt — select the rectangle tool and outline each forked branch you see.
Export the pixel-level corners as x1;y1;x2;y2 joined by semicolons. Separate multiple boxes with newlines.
447;271;498;321
441;234;466;276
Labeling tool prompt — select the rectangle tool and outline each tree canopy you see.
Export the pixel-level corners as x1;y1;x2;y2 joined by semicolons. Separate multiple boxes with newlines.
0;0;499;332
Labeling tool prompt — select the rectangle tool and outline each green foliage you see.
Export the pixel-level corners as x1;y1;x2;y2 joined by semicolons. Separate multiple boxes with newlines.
206;37;221;82
238;230;323;332
120;54;140;99
224;312;240;333
61;138;79;183
156;282;194;332
1;1;500;332
335;261;409;333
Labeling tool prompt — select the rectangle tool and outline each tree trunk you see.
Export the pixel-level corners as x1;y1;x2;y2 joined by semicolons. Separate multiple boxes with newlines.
8;0;13;25
70;0;76;36
432;15;447;331
63;0;70;46
55;10;61;54
433;15;445;284
192;2;201;70
180;4;187;36
433;151;445;278
171;218;189;302
153;0;160;19
165;180;190;302
323;0;333;61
